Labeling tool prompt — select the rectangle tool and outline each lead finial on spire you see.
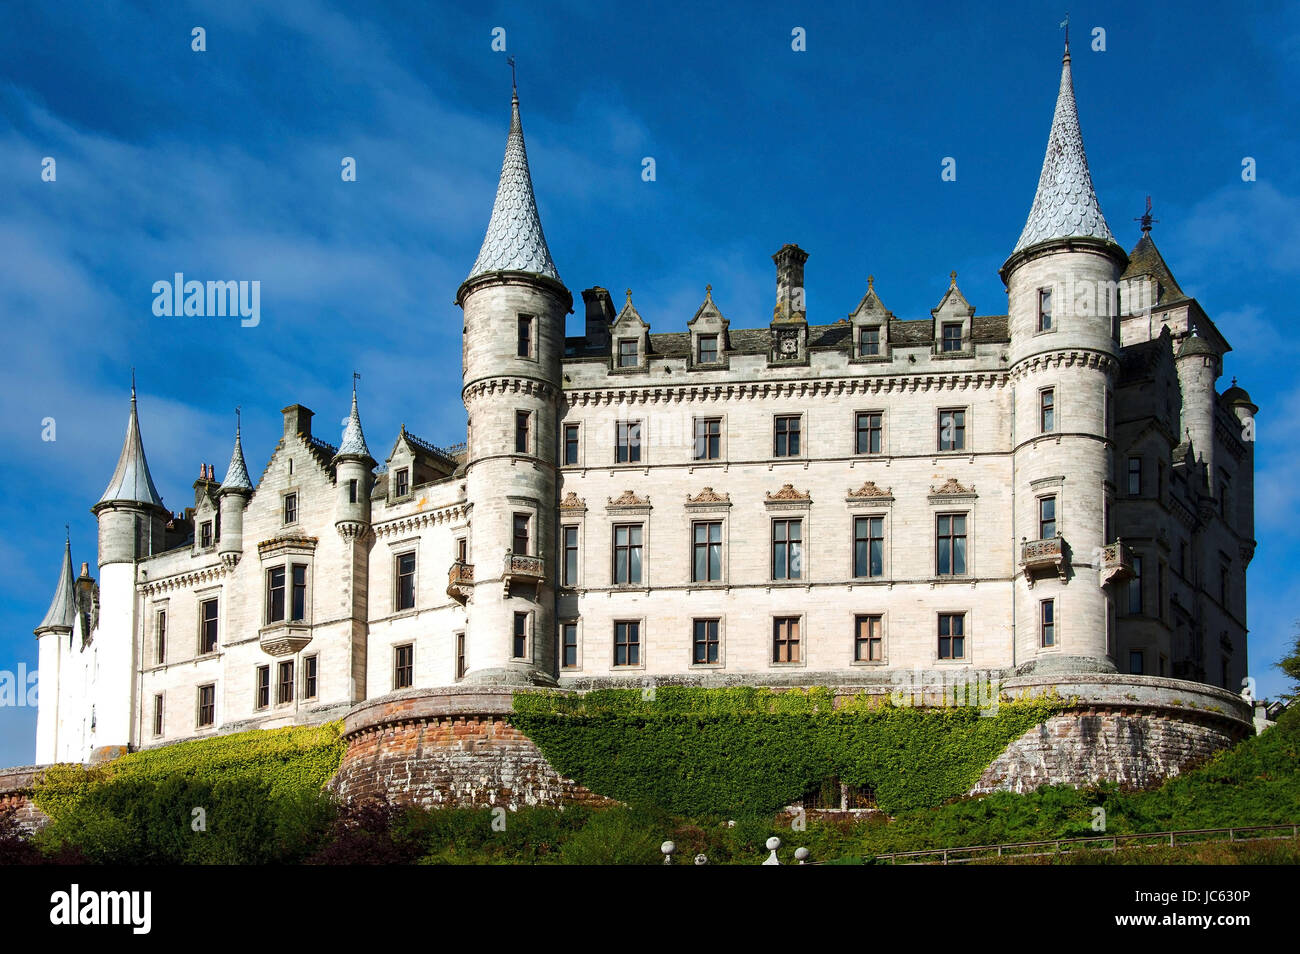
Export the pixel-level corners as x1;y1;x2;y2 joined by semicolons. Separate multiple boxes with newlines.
1060;12;1070;56
508;55;517;96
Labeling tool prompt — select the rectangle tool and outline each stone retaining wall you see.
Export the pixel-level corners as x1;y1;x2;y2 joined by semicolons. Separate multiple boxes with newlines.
0;766;49;833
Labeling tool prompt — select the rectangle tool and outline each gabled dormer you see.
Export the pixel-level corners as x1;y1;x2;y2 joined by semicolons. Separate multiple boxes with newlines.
191;463;221;554
609;288;650;372
849;275;893;361
384;425;460;502
687;285;729;370
931;271;975;355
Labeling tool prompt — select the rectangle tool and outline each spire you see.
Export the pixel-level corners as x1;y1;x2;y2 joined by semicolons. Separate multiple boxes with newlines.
35;536;76;634
465;84;561;283
1010;42;1115;256
336;375;373;461
96;380;165;510
219;408;253;493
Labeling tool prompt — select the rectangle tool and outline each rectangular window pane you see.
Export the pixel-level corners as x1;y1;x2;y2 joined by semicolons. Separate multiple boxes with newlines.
517;316;532;358
618;340;638;367
304;656;317;699
855;615;883;662
698;335;718;363
397;552;416;610
1041;389;1055;432
773;617;800;663
515;411;530;454
561;623;578;669
513;514;530;555
291;564;307;621
394;645;413;689
564;424;579;465
513;613;528;658
201;599;218;653
614;621;640;666
1039;288;1052;330
267;566;285;623
256;666;269;710
562;526;578;586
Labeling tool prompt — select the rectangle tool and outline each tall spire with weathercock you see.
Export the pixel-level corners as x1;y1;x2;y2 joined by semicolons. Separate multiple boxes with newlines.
466;68;561;283
219;408;253;493
96;376;166;510
1011;39;1115;255
336;373;372;460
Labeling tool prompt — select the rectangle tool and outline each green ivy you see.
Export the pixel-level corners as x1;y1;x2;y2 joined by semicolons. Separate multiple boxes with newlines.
512;687;1066;815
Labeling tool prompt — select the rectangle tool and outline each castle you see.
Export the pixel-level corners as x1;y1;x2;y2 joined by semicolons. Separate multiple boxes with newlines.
33;42;1256;769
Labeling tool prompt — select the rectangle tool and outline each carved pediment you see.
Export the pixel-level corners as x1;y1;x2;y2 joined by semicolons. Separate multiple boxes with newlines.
848;480;892;498
607;490;649;508
930;478;975;496
687;487;730;504
766;484;810;501
559;491;586;510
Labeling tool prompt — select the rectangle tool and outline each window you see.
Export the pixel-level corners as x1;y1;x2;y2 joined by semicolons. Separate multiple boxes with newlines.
291;564;307;621
1129;650;1144;675
199;598;218;654
616;421;642;463
772;519;803;580
255;665;270;710
277;660;294;705
152;693;164;737
456;633;467;679
394;468;410;498
1128;555;1143;615
1127;457;1142;496
267;566;286;623
938;409;966;451
1040;388;1055;432
941;323;963;352
774;415;801;457
154;610;167;665
348;478;358;504
303;655;318;700
693;521;722;582
561;525;579;587
517;315;533;358
936;514;967;576
512;513;531;556
563;424;579;465
617;339;638;368
1041;600;1056;647
1038;288;1053;331
560;623;578;670
613;524;643;584
855;411;882;455
854;516;884;578
394;644;413;690
694;418;721;460
513;613;529;659
859;326;880;357
773;617;800;663
697;334;719;364
200;521;213;548
396;551;416;611
515;411;531;455
197;684;215;727
938;613;965;659
614;621;640;666
1039;496;1056;539
693;619;720;665
283;492;297;525
855;615;883;662
457;537;468;563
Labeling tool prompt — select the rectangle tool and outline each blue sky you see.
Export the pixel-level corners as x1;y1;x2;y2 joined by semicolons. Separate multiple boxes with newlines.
0;0;1296;766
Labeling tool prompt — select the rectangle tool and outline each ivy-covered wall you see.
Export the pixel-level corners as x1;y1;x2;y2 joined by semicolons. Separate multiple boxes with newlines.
512;687;1066;815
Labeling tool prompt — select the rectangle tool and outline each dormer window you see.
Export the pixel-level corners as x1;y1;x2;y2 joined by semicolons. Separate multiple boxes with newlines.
394;468;410;498
283;493;298;525
617;339;639;368
697;334;719;364
200;521;213;549
858;326;880;357
941;323;963;353
1038;288;1053;331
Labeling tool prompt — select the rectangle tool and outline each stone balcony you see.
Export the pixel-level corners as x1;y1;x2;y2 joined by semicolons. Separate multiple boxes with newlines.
1019;535;1066;586
503;551;544;597
447;561;474;603
260;623;312;657
1099;539;1133;586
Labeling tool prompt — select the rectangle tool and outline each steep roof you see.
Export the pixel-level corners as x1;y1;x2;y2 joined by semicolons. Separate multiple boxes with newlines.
1121;232;1187;305
335;385;373;462
96;384;165;511
35;538;76;633
1011;45;1115;256
466;89;560;283
218;417;253;493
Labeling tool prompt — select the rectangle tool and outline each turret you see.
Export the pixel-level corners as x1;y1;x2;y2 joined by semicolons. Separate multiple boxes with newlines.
1222;380;1257;549
33;535;76;764
1003;42;1126;674
1175;333;1220;496
91;380;169;566
332;380;376;540
455;81;570;687
217;412;253;565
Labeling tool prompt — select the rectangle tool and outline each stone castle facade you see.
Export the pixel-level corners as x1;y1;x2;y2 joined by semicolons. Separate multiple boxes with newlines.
33;44;1256;767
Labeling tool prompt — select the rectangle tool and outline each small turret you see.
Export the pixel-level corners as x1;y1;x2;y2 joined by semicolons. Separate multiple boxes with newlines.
333;378;375;540
34;535;76;764
1175;332;1221;496
34;535;76;638
92;379;168;566
218;411;253;566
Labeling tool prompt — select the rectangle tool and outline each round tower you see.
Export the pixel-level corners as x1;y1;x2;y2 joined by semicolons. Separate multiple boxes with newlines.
33;535;76;764
455;84;570;687
1175;334;1220;496
217;411;253;566
1000;42;1127;674
333;380;376;540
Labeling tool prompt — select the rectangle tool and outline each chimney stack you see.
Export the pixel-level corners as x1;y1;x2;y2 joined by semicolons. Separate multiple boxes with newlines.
281;404;314;440
772;244;809;323
581;287;615;351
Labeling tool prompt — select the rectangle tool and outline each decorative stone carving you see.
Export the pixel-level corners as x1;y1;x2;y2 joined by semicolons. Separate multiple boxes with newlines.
847;481;892;498
687;487;730;504
765;484;810;501
607;490;649;508
559;491;586;510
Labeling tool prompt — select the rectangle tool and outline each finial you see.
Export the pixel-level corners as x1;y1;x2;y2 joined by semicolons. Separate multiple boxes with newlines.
131;367;137;404
235;405;241;435
949;270;957;287
626;288;633;303
1060;12;1070;56
1135;195;1158;234
1232;376;1238;387
507;56;517;95
65;523;70;544
705;283;712;296
868;274;874;291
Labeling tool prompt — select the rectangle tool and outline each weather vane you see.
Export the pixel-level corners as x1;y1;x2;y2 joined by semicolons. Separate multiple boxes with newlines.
1135;195;1158;234
507;55;517;92
1060;12;1069;46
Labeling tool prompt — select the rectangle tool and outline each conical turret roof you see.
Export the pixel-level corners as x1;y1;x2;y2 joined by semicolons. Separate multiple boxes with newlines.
336;383;373;461
36;537;76;633
219;415;253;493
466;89;560;283
1011;45;1115;256
96;382;165;510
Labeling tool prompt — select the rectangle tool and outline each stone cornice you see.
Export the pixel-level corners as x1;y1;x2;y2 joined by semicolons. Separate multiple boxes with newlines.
1007;349;1118;379
463;377;559;403
139;562;231;597
373;503;470;538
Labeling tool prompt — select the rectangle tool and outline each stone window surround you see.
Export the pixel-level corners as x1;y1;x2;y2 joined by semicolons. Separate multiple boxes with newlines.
611;617;646;670
769;514;807;582
195;682;217;730
936;405;971;453
691;413;726;463
281;488;300;527
689;616;725;669
850;611;888;666
254;662;271;711
772;411;804;458
927;491;976;580
302;652;319;701
855;323;886;360
516;313;537;361
769;613;806;668
261;557;313;628
853;407;886;456
514;408;533;457
511;609;533;663
560;420;582;467
935;609;972;664
850;511;890;581
150;598;169;666
389;538;419;615
614;417;644;465
558;617;582;671
1039;597;1059;651
611;521;647;588
152;691;164;738
392;642;415;691
195;585;221;658
391;464;413;501
689;516;727;586
1038;384;1057;434
559;522;582;589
